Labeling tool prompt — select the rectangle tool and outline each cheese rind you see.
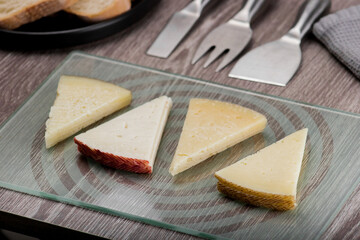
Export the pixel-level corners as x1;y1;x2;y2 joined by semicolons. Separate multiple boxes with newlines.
74;96;172;173
216;181;295;211
45;76;132;148
74;138;152;173
215;128;308;210
169;99;267;176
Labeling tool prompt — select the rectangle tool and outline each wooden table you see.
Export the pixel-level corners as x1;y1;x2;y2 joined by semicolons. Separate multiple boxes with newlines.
0;0;359;239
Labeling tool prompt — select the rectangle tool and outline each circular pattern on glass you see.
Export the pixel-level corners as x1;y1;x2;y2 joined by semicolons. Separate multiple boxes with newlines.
30;73;334;235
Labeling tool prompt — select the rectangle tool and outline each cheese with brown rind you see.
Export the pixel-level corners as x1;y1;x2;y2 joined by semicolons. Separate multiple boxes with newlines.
215;129;308;210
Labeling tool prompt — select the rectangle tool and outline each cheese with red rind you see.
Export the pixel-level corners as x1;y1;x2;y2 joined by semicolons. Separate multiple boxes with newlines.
74;96;172;173
75;138;152;173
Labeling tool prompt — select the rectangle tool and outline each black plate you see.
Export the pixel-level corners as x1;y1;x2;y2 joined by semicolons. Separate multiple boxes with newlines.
0;0;159;49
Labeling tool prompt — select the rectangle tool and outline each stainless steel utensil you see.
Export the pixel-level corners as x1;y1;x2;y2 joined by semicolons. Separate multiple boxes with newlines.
192;0;269;72
147;0;211;58
229;0;331;86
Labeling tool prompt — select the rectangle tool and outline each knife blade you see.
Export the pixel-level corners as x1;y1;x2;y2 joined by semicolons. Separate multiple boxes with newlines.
147;0;210;58
229;0;331;86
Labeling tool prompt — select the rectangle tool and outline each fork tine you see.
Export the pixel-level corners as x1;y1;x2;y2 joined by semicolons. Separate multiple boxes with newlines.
192;40;213;65
203;47;227;68
216;49;241;72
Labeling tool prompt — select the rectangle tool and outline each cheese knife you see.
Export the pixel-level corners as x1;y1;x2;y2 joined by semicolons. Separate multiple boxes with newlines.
229;0;331;86
147;0;211;58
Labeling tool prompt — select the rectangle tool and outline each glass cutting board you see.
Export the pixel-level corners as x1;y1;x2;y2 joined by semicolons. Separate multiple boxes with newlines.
1;52;359;239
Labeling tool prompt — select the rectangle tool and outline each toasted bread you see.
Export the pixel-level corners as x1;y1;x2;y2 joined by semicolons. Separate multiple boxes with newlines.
0;0;78;30
66;0;131;22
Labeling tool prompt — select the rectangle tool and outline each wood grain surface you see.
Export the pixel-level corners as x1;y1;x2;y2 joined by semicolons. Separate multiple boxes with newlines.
0;0;359;239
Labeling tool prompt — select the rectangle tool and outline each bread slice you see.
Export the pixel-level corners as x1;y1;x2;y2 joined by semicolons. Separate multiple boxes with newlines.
65;0;131;22
0;0;79;30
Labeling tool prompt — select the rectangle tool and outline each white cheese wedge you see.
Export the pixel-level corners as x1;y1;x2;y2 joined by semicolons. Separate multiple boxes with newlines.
45;76;132;148
74;96;172;174
215;128;308;210
169;98;267;176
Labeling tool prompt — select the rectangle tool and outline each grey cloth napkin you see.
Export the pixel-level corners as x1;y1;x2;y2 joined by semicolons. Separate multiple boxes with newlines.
313;5;360;79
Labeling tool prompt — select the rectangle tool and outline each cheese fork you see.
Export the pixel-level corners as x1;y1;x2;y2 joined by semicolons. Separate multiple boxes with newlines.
192;0;269;72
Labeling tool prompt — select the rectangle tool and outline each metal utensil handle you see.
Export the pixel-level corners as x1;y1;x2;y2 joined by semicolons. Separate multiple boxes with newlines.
198;0;211;11
233;0;270;23
288;0;331;40
185;0;211;16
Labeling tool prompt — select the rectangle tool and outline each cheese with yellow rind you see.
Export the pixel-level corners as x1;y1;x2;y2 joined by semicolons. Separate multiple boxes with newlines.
169;98;267;176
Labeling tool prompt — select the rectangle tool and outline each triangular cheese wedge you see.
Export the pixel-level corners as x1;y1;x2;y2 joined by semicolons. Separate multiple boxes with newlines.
45;76;131;148
169;99;267;176
74;96;172;174
215;129;308;210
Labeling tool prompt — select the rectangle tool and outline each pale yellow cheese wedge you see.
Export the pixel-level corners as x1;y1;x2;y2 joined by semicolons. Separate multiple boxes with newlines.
74;96;172;173
45;75;131;148
169;99;267;176
215;128;308;210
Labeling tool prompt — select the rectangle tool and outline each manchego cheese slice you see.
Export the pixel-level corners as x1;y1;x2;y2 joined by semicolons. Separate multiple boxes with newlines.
45;76;131;148
215;128;308;210
74;96;172;174
169;98;267;176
